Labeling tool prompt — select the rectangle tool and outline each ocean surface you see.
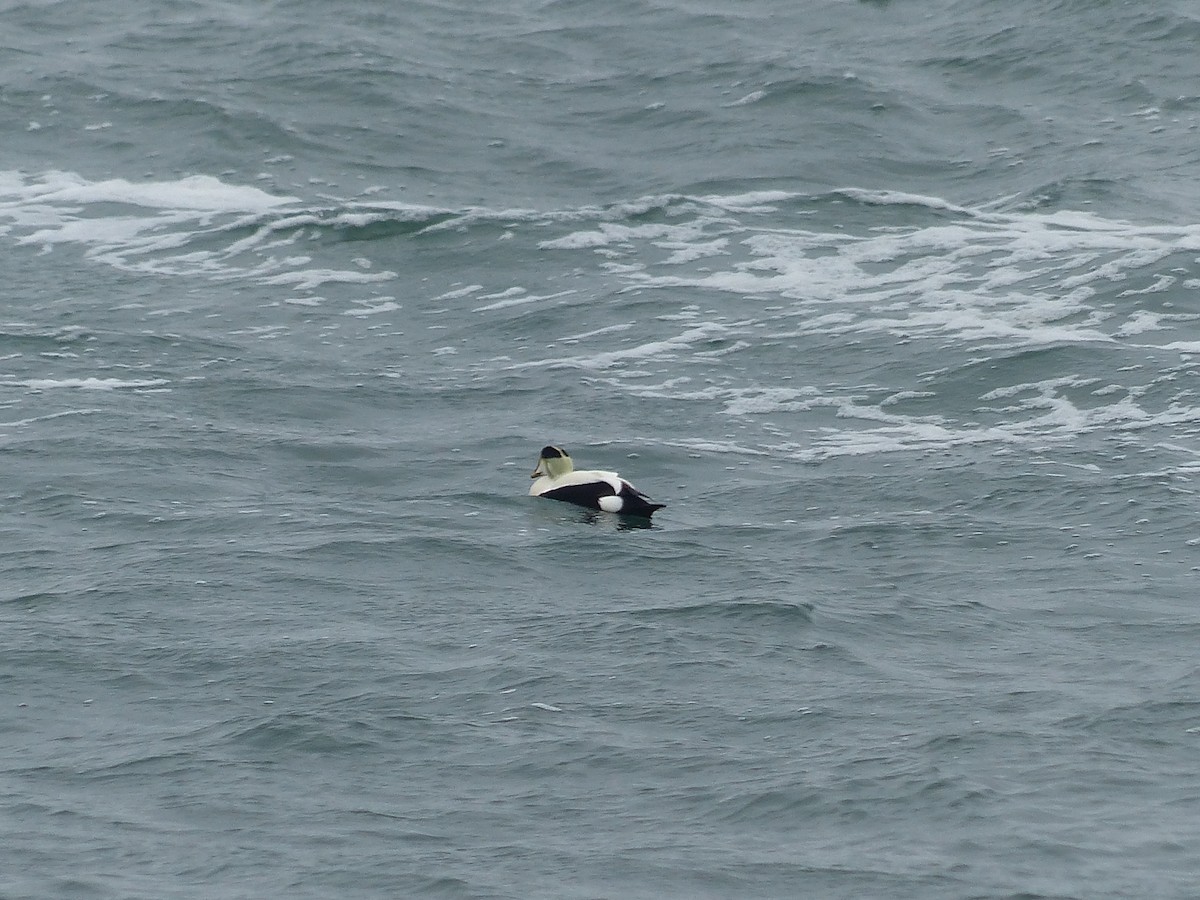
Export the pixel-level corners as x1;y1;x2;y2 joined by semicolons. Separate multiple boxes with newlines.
3;1;1200;897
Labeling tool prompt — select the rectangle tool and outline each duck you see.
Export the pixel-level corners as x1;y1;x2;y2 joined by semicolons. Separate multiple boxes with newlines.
529;445;665;518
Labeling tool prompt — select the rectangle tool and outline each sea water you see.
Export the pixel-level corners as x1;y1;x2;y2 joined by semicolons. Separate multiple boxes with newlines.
3;2;1200;898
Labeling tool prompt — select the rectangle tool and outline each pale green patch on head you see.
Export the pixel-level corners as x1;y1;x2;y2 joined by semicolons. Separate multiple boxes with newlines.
533;445;575;479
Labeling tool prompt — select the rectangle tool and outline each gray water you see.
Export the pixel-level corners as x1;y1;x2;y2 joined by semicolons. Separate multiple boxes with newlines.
3;2;1200;898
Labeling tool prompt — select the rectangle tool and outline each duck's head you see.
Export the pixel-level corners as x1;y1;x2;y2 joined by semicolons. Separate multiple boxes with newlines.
532;445;574;479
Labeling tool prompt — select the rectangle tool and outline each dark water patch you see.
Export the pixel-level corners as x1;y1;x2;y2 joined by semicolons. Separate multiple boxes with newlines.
630;597;814;625
223;711;384;757
67;747;208;784
1060;699;1200;742
403;876;477;899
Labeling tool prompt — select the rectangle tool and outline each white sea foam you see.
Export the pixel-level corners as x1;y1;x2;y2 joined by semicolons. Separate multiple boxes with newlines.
476;190;1200;460
549;198;1200;356
8;171;297;213
560;322;636;342
881;390;937;406
3;377;170;390
0;170;402;298
832;187;981;216
663;438;774;457
473;289;578;312
698;190;798;211
344;300;402;317
6;174;1199;465
507;321;747;371
433;284;484;301
0;408;103;428
774;375;1200;462
260;268;396;291
538;221;706;252
722;90;767;107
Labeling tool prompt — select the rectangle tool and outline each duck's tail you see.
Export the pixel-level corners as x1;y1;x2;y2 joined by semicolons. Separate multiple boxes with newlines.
624;498;666;519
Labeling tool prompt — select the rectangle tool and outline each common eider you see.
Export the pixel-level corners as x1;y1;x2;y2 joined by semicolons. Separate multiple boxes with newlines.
529;445;665;518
